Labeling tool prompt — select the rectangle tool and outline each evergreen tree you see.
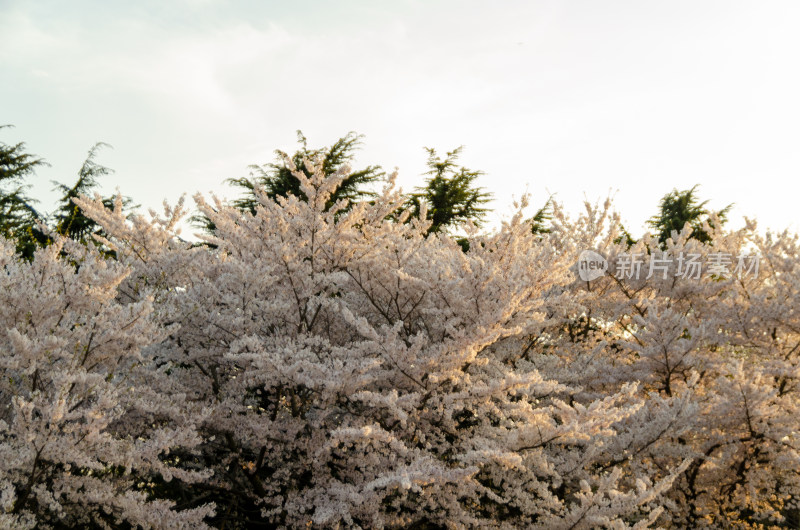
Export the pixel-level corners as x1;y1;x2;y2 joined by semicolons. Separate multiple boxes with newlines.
406;146;492;236
0;125;48;258
2;128;130;258
614;223;637;248
648;185;732;246
194;131;384;234
529;197;553;235
233;131;384;211
52;142;132;248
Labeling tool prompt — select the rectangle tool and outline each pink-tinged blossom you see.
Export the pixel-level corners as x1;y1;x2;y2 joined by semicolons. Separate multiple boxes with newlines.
36;160;796;528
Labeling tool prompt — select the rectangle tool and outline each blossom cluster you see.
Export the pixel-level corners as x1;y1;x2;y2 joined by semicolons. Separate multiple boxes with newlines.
0;159;797;529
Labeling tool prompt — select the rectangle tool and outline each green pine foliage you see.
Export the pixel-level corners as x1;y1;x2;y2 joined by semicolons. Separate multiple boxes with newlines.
648;185;732;246
231;131;383;213
614;223;637;248
3;125;740;269
52;142;133;246
194;131;385;234
406;146;492;236
529;197;553;235
1;127;129;258
0;125;48;258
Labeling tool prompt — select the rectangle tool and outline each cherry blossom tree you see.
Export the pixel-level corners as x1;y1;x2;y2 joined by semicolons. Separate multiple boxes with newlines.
540;202;800;528
0;236;214;528
74;159;692;528
2;123;797;528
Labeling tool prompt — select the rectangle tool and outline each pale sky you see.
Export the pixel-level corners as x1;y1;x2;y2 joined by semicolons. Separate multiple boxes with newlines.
2;0;799;237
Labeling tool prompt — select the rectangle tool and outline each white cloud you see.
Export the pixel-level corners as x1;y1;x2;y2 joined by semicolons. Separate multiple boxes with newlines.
1;0;799;235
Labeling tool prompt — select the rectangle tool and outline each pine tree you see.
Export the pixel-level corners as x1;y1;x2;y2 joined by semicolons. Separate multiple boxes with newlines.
648;185;732;246
0;125;47;258
406;146;492;236
52;142;133;250
77;162;690;528
529;197;553;235
195;131;384;234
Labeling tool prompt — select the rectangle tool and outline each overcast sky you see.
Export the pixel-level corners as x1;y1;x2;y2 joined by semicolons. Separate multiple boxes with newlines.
2;0;799;236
